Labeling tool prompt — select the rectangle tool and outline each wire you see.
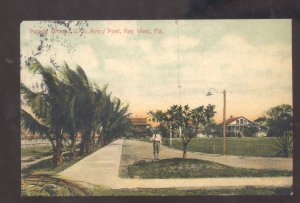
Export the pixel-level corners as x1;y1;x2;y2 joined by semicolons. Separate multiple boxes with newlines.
176;20;181;104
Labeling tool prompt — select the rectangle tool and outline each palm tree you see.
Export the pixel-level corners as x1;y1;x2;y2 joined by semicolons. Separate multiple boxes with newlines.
59;63;96;155
21;59;132;165
96;88;131;145
108;98;131;140
21;109;54;150
21;60;73;166
90;87;104;148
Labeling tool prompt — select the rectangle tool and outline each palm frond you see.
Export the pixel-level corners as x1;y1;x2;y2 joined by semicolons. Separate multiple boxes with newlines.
76;65;89;88
21;83;49;123
27;59;43;74
21;109;49;136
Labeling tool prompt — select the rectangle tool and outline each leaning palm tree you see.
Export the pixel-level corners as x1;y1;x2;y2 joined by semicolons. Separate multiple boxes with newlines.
21;109;54;150
21;60;74;166
22;59;132;164
103;97;131;143
90;87;104;148
59;63;96;155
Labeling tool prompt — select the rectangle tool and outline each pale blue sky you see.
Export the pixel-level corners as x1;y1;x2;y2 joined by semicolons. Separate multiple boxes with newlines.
21;20;292;121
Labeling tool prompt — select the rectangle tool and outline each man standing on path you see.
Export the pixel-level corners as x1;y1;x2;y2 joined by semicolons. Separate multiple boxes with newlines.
150;129;162;161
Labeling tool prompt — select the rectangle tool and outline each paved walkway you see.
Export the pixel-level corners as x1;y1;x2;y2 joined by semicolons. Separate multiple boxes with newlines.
58;139;292;189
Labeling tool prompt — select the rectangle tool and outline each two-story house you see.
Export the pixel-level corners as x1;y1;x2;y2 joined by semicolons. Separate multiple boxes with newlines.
221;116;258;137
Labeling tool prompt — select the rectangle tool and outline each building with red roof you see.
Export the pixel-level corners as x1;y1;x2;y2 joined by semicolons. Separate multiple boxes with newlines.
130;117;150;137
219;116;259;137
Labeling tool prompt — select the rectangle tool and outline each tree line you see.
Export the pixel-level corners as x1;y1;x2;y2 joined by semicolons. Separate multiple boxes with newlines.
254;104;293;137
200;104;293;138
148;104;216;158
21;60;131;166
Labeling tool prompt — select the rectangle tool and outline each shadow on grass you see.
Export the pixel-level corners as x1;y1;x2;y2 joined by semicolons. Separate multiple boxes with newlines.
21;173;293;196
21;146;53;160
22;146;101;176
22;152;78;176
21;174;94;196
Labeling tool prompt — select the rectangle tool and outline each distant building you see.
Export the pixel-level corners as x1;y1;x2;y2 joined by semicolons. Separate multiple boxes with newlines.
130;117;150;137
220;116;262;137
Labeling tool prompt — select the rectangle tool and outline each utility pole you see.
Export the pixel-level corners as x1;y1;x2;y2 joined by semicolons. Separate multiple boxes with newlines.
176;19;182;146
206;88;227;155
223;90;226;155
169;123;172;147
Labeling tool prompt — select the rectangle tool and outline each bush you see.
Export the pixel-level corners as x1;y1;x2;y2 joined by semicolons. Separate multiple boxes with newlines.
271;134;293;157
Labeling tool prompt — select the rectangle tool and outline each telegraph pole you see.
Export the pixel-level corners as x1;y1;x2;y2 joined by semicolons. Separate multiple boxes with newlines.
223;90;226;155
176;19;182;142
206;88;227;155
170;123;172;147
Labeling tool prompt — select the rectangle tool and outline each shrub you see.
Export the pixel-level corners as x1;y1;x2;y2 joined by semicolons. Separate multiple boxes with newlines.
271;134;293;157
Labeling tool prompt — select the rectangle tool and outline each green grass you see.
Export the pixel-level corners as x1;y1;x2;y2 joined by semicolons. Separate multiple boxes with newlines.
127;158;292;179
22;153;79;176
21;144;82;161
21;145;53;160
162;137;279;157
22;144;102;176
22;174;293;196
106;186;293;196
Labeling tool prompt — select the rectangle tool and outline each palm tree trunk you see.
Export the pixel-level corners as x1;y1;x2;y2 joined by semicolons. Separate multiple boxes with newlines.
97;133;101;144
53;136;64;166
92;131;96;148
85;134;92;154
79;134;85;156
99;134;105;147
97;133;102;146
47;134;56;153
80;131;92;155
70;134;76;160
182;142;188;159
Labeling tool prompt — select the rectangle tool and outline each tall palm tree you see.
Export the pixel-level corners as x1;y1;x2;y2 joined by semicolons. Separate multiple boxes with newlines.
90;87;104;148
110;98;131;138
21;59;132;165
21;60;73;166
59;63;96;155
102;97;131;143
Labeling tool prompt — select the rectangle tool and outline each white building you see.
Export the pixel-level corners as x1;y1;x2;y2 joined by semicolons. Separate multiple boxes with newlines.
221;116;264;137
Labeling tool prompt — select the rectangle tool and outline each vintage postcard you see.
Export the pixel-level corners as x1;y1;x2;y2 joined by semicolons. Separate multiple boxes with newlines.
20;20;293;196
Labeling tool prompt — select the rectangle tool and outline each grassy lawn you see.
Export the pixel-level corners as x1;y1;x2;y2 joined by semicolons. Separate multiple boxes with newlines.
21;143;101;176
139;137;279;157
21;143;82;162
21;145;53;161
109;186;293;196
22;152;85;176
127;158;292;179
